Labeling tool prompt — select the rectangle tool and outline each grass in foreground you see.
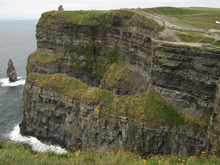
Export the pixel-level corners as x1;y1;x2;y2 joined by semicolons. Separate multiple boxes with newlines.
1;140;220;165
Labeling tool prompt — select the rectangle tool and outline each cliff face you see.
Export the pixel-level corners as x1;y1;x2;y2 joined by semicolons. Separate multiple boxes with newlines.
152;42;220;119
20;10;220;156
21;73;207;156
26;10;157;93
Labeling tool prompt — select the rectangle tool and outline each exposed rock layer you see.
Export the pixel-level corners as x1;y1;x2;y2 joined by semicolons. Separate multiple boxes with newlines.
21;74;206;156
20;10;220;156
26;11;220;118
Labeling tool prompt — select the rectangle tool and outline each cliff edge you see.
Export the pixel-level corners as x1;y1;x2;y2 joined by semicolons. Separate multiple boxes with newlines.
20;9;220;156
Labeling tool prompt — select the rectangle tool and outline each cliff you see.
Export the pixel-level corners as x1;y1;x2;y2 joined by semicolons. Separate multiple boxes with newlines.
20;10;220;156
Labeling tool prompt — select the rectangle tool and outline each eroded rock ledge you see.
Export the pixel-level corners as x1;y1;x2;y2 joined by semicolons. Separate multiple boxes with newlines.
20;10;220;156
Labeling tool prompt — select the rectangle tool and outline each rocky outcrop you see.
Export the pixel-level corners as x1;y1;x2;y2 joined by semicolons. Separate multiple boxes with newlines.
7;59;17;82
20;10;220;156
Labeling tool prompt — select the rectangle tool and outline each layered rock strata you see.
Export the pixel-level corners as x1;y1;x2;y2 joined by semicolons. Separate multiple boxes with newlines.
21;73;207;156
20;10;220;156
152;42;220;119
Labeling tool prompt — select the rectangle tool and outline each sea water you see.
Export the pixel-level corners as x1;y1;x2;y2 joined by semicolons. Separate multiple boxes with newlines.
0;20;67;154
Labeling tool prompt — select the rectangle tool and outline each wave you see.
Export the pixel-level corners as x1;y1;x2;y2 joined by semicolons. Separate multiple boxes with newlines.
6;124;67;155
0;76;25;86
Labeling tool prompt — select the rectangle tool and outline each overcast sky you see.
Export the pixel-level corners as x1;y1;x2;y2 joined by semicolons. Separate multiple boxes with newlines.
0;0;220;20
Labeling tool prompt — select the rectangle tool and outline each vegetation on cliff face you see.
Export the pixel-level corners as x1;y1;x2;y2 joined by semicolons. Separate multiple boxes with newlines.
27;44;120;79
73;43;119;78
26;73;207;131
28;50;58;63
102;63;133;85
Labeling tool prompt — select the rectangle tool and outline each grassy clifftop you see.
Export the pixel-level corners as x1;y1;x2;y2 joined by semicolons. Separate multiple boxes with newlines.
148;7;220;15
39;10;114;27
147;7;220;30
38;9;164;31
145;7;220;47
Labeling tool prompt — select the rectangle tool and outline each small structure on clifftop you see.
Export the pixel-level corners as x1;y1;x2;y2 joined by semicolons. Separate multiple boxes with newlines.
7;59;17;82
58;5;64;11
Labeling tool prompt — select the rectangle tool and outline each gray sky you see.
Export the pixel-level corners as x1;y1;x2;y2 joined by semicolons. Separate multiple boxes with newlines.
0;0;220;20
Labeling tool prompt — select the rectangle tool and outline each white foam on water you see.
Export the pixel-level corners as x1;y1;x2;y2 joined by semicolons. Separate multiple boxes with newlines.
7;125;67;155
0;77;25;86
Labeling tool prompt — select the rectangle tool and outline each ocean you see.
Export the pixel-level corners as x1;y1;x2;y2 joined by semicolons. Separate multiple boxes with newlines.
0;20;67;154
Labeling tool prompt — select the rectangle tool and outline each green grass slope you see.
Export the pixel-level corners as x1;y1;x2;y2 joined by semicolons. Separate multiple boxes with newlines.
148;7;220;16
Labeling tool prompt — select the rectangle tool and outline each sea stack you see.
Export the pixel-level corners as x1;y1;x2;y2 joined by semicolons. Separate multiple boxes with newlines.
7;59;17;82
